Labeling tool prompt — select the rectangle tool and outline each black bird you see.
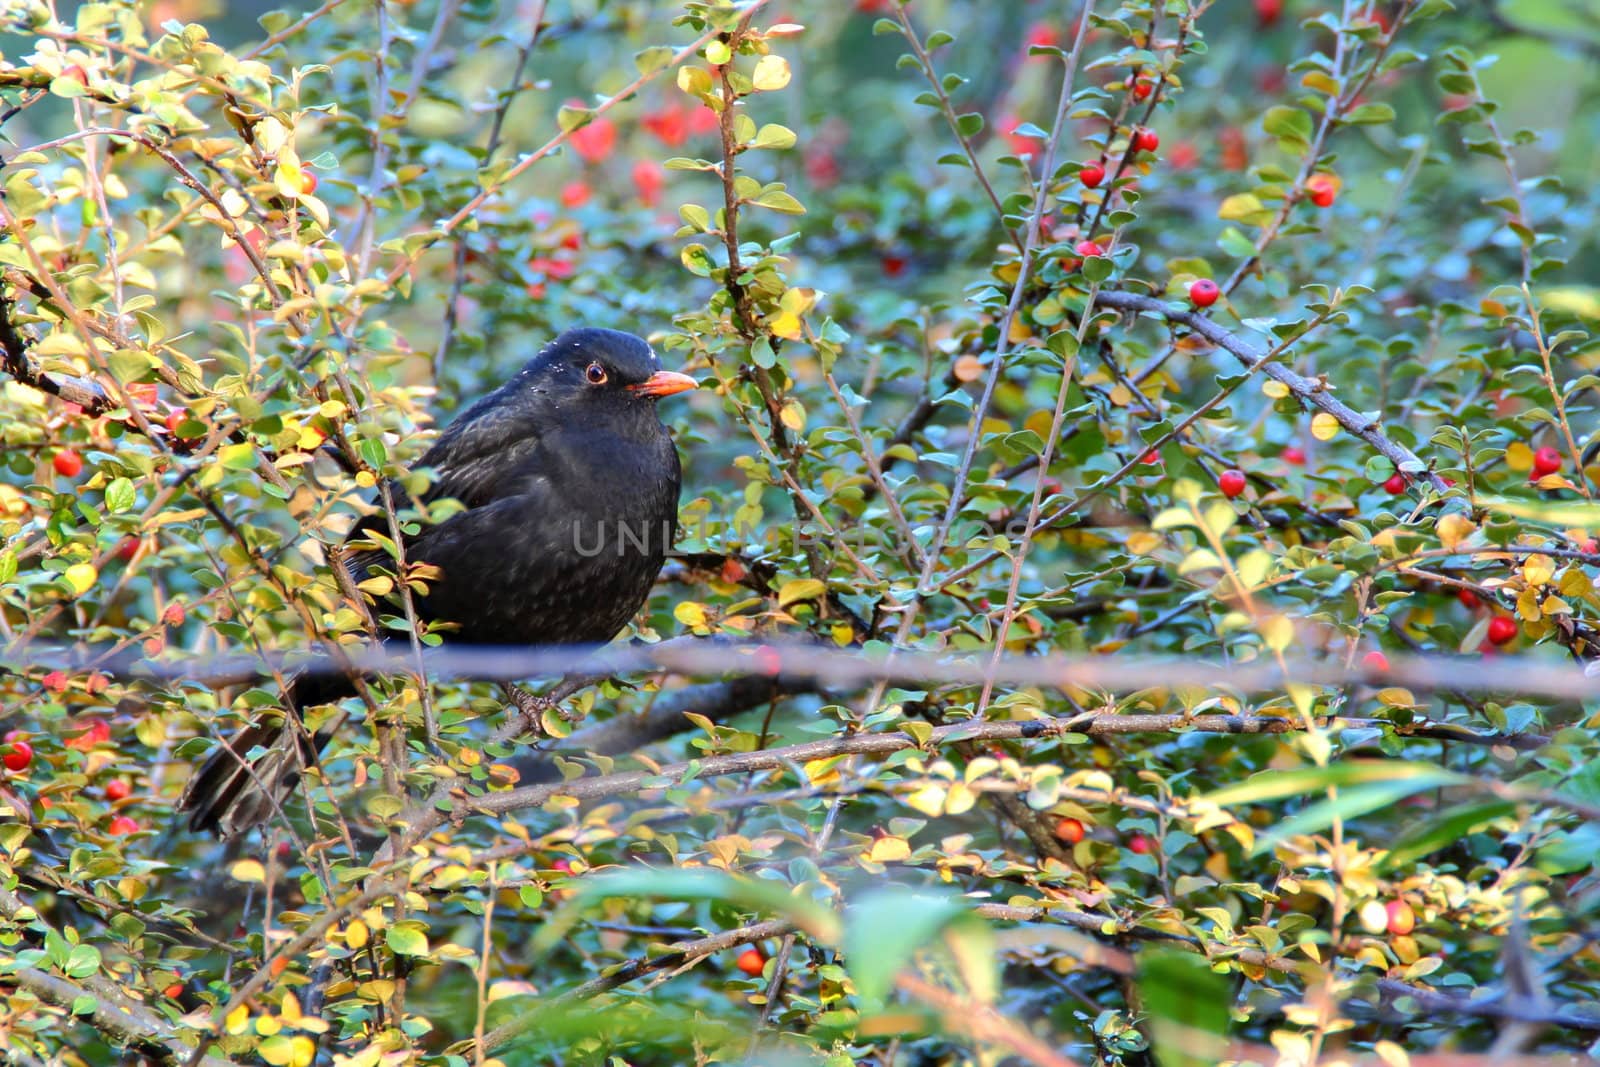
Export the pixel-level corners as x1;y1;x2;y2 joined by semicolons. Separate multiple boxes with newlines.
179;327;696;838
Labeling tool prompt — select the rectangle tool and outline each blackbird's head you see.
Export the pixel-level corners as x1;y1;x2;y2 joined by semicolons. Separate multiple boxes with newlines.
515;328;697;415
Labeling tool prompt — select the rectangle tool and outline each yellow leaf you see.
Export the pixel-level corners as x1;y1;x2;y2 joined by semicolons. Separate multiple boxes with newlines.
346;919;369;949
1310;412;1340;441
231;859;265;884
1126;531;1162;555
1504;440;1534;472
225;1004;250;1034
1262;380;1290;399
866;836;912;863
777;578;826;607
356;575;393;597
803;756;844;784
1522;554;1555;586
904;784;947;817
1261;614;1295;652
1375;1040;1411;1067
677;66;713;96
63;562;97;595
673;602;707;628
1435;513;1476;551
945;781;976;815
769;310;802;340
751;55;792;91
1218;193;1266;222
779;400;806;432
1301;71;1341;95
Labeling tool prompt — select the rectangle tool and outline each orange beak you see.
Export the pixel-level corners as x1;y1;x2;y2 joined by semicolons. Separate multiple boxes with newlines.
627;370;699;398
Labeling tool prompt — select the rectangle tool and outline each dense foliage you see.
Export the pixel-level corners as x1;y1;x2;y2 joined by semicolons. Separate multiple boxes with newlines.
3;0;1600;1064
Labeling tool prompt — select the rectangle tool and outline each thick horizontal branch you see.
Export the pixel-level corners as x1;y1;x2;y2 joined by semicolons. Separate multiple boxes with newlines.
1092;290;1451;492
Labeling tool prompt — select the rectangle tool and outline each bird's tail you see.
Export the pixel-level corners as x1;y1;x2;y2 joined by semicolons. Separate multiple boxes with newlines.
179;670;353;838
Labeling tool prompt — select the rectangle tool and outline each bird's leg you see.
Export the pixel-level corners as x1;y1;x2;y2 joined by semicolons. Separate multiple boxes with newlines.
502;683;554;739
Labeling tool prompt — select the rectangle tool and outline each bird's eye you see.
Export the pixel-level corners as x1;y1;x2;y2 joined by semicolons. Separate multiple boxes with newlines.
584;362;608;385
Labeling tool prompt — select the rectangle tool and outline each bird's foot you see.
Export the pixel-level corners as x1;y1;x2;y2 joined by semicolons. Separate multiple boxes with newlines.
503;684;555;737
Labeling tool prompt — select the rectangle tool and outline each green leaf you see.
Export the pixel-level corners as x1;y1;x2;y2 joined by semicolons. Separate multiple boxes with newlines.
748;123;797;151
1138;949;1230;1067
1477;494;1600;528
753;188;806;215
1342;102;1396;125
566;868;840;942
1248;777;1463;856
104;477;134;513
1202;760;1466;808
385;921;430;957
634;46;675;75
1382;799;1516;869
843;888;970;1010
64;943;102;978
556;105;592;133
1262;106;1312;148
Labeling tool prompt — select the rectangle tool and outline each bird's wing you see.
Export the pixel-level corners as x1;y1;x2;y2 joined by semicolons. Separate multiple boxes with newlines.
340;402;545;581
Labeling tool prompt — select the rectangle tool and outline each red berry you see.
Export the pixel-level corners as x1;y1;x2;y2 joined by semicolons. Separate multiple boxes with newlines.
881;254;907;277
1383;473;1406;494
1385;899;1416;936
1458;588;1480;610
735;947;766;976
1132;128;1159;153
1306;174;1337;207
1361;650;1390;672
163;982;184;1000
1188;278;1220;307
1255;0;1283;26
1024;23;1060;53
108;815;140;836
1074;239;1104;258
560;181;591;208
1218;470;1247;498
53;450;83;478
1582;539;1599;555
117;537;141;561
632;159;664;208
296;167;317;196
42;670;69;693
1140;450;1161;466
3;740;33;772
550;858;574;874
1127;834;1153;854
162;602;185;627
1282;446;1306;466
1532;446;1562;477
1079;162;1106;188
1487;616;1518;646
1054;817;1085;844
105;779;131;801
1131;77;1154;100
